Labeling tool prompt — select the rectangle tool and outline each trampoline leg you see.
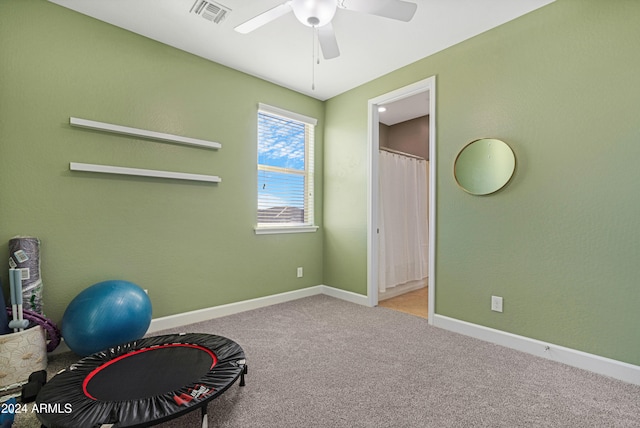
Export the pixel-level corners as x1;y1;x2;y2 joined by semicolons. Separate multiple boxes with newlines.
240;364;247;387
201;404;208;428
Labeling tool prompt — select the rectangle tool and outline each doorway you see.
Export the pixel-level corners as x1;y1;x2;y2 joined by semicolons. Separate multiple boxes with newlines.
367;76;436;324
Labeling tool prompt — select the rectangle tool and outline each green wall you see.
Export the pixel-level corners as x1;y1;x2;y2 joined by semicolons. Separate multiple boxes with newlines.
3;0;640;368
324;0;640;366
0;0;324;322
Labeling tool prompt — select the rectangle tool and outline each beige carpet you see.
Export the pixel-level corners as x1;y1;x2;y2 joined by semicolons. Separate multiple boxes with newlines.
13;295;640;427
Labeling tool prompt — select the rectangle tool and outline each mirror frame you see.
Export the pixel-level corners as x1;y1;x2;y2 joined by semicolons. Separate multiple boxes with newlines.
454;138;516;196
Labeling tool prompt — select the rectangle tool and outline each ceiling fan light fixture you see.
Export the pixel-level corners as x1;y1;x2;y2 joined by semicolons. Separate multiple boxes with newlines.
292;0;337;27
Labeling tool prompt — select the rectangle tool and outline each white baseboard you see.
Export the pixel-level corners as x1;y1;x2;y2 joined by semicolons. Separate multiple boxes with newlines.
148;285;325;333
50;285;367;356
320;285;370;306
433;314;640;386
149;284;369;333
50;287;640;387
378;278;426;301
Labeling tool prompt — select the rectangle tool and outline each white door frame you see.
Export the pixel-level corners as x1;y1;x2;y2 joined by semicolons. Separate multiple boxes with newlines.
367;76;436;324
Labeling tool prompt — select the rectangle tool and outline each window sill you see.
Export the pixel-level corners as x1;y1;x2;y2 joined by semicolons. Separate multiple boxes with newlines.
254;225;319;235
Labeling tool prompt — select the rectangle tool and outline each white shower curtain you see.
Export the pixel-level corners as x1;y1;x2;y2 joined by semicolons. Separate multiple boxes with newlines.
378;150;428;293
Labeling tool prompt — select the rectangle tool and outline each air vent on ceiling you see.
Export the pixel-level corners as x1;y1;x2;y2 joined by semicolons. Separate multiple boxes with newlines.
190;0;231;24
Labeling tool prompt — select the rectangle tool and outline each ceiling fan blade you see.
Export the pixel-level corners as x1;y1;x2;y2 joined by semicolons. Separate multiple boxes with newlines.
318;23;340;60
234;2;293;34
338;0;417;22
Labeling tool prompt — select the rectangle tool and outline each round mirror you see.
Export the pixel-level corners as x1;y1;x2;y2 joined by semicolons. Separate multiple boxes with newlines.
454;138;516;195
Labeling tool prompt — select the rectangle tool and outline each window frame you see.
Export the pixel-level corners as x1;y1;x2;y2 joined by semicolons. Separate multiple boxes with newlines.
255;103;318;235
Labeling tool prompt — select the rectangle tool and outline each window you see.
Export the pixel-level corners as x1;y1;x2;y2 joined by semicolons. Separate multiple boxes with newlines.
256;104;318;234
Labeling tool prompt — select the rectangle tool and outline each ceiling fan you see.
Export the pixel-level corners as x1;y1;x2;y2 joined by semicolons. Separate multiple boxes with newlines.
234;0;418;60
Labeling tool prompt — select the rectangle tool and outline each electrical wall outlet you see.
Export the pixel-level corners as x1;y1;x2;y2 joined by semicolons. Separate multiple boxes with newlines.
297;267;303;278
491;295;503;312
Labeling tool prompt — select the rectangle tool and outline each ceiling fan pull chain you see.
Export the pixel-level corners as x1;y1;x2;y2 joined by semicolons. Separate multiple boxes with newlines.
311;27;317;90
316;26;320;65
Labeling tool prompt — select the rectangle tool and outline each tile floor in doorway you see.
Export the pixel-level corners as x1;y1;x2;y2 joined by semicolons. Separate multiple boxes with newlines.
378;287;428;319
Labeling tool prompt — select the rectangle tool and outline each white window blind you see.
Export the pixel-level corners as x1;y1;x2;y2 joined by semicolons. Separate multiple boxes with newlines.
257;104;316;231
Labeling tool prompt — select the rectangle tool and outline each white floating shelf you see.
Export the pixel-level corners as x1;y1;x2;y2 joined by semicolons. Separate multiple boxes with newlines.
70;162;221;183
70;117;221;150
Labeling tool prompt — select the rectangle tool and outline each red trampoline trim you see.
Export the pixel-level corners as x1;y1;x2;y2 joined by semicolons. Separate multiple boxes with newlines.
82;343;218;400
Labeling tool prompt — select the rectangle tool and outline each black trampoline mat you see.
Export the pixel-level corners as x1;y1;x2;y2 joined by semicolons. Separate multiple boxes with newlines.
83;344;217;401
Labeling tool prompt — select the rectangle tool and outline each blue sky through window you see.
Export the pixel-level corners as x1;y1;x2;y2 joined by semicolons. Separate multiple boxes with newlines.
258;113;305;170
258;112;306;211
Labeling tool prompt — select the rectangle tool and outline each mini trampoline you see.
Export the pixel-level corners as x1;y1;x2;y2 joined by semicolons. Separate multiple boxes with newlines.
36;333;247;427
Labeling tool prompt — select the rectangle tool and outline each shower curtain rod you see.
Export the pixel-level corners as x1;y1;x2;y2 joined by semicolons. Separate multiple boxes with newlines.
379;147;426;161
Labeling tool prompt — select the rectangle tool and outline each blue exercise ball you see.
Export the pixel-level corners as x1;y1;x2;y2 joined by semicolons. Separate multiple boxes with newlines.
62;280;152;356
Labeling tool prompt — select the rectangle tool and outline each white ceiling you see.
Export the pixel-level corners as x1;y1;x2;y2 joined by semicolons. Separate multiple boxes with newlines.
47;0;554;101
378;91;429;126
